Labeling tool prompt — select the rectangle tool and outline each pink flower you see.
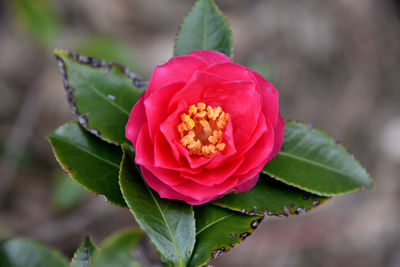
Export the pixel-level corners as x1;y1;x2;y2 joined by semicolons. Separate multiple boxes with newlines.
126;50;284;205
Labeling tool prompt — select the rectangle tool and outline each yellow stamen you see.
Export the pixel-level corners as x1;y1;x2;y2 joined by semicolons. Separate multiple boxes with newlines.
178;103;229;157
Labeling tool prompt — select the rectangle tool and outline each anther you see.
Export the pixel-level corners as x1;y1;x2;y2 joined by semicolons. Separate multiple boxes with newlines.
178;103;229;157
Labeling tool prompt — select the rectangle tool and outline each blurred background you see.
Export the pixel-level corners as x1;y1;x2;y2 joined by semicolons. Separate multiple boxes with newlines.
0;0;399;266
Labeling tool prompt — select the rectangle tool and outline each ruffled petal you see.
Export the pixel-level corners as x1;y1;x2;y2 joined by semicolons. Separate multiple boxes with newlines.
250;70;280;126
141;166;200;204
125;93;147;149
235;117;274;175
271;115;285;157
181;157;244;185
154;129;202;175
188;50;232;64
205;62;256;84
146;55;208;97
234;173;259;193
170;176;239;204
144;82;185;140
135;124;185;185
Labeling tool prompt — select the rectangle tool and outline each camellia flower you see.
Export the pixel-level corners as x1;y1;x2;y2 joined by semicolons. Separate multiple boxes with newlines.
125;50;284;205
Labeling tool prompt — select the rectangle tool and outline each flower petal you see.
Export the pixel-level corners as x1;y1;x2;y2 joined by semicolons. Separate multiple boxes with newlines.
234;173;259;193
235;118;274;175
250;70;280;126
170;175;239;204
135;124;185;185
181;157;244;185
144;82;185;140
188;50;232;64
154;129;202;175
271;115;285;157
146;55;208;97
125;93;147;149
141;166;199;204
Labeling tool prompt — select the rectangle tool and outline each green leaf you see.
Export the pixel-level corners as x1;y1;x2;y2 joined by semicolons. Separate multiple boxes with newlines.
188;205;263;267
263;120;374;196
12;0;61;47
174;0;233;58
54;49;145;145
52;173;86;212
119;147;195;267
70;236;97;267
0;238;68;267
213;174;329;216
91;229;144;267
47;122;126;207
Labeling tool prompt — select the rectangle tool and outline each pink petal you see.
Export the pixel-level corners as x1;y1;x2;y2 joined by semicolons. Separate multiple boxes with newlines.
170;175;239;204
144;82;185;140
135;124;185;185
234;174;259;193
181;157;244;185
271;115;285;157
140;166;200;204
146;55;208;97
205;62;256;84
168;71;227;113
154;129;202;175
250;70;280;126
125;93;147;149
160;101;189;162
235;118;274;175
188;50;232;64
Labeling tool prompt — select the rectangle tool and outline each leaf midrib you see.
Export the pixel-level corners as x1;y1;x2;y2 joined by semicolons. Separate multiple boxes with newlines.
196;214;234;235
74;71;130;116
275;151;359;179
51;136;120;168
144;182;185;267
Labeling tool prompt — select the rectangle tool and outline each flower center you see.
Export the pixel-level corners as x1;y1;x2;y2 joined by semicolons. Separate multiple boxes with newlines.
178;102;229;157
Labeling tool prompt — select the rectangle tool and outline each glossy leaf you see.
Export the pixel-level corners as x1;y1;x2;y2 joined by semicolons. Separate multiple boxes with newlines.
263;120;374;196
0;238;68;267
70;236;97;267
54;49;145;145
188;205;263;267
91;229;144;267
213;174;329;216
119;147;195;267
47;122;125;207
174;0;233;58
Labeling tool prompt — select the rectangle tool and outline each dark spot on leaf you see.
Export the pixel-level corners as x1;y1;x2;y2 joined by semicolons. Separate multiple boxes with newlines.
231;233;237;238
211;247;226;259
290;203;296;208
229;243;235;248
240;232;251;240
295;207;309;214
303;195;310;200
283;206;291;216
266;211;288;217
250;218;263;229
89;128;101;137
252;205;258;210
248;211;264;216
312;200;320;206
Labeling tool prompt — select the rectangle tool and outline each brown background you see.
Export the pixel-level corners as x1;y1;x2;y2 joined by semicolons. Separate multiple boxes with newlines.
1;0;399;266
